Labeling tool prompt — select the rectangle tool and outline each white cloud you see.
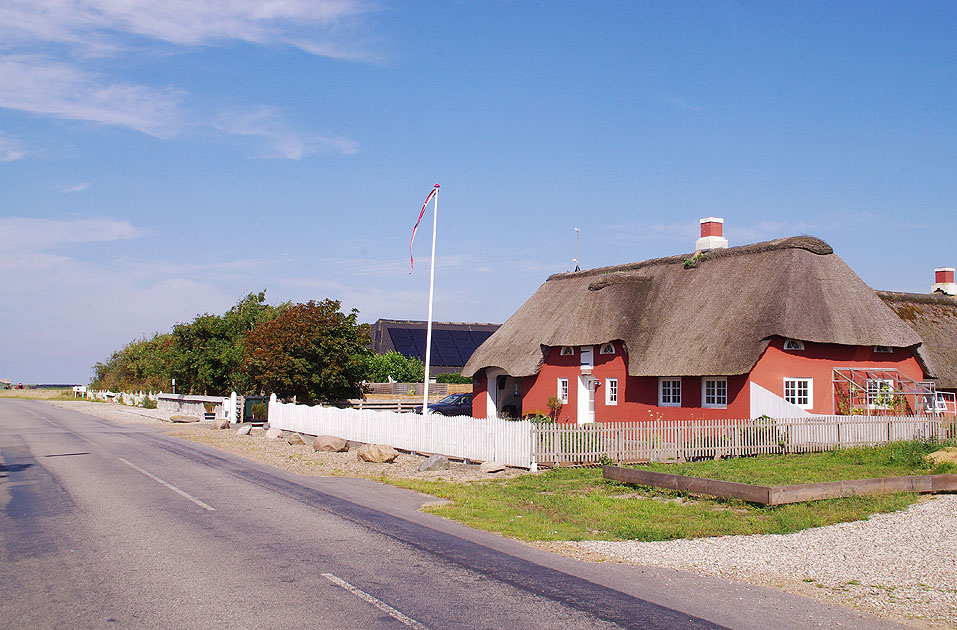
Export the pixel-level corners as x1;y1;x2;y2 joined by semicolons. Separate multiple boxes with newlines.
0;56;183;137
65;182;91;193
0;0;376;60
668;96;702;112
214;106;358;159
0;216;145;251
0;131;25;161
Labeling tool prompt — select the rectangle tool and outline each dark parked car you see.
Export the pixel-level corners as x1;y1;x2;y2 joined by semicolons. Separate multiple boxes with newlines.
414;393;473;417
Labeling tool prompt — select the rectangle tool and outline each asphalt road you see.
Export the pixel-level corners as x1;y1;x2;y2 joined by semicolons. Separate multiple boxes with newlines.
0;400;907;629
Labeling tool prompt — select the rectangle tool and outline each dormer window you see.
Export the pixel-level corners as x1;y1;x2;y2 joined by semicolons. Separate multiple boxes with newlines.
874;346;893;354
783;339;805;351
600;343;615;355
560;346;574;356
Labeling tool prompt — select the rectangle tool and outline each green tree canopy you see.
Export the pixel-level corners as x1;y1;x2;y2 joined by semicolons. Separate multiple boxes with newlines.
171;291;283;394
91;291;283;394
362;350;425;383
244;299;371;403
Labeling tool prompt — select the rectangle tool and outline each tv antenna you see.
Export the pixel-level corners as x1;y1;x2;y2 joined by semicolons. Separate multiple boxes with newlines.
573;227;581;272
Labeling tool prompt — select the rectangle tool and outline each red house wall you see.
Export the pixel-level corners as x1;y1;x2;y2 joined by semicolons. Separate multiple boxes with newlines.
486;338;927;422
749;338;926;415
519;342;750;423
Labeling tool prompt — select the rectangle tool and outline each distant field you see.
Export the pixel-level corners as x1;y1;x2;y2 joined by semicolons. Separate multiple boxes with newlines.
0;388;79;400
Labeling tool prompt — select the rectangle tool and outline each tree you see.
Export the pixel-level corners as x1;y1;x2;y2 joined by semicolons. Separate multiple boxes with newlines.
244;299;371;403
171;291;283;394
91;333;180;392
362;351;425;383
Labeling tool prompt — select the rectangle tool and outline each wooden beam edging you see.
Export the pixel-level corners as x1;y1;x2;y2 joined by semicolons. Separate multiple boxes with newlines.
603;466;957;506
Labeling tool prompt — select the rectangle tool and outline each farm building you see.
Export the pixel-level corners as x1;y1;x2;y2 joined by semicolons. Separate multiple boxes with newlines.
370;319;499;375
464;218;940;423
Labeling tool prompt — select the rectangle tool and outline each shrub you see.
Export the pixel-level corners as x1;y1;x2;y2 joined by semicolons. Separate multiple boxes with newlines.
141;397;157;409
435;372;471;384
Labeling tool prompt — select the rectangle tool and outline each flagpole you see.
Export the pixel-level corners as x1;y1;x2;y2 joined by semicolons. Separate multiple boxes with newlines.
422;184;439;414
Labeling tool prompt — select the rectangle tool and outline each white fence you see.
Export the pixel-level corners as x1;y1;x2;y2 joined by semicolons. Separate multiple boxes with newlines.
267;397;953;470
532;415;949;466
268;396;533;468
86;389;158;406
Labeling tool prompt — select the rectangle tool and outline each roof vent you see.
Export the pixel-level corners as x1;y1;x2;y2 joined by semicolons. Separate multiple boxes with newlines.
932;267;956;296
695;217;728;253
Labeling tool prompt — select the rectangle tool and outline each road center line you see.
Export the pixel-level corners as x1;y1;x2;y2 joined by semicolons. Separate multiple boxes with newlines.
321;573;429;630
118;457;215;511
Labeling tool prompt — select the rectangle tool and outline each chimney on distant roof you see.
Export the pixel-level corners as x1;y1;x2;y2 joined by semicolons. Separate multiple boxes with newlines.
932;267;956;296
695;217;729;253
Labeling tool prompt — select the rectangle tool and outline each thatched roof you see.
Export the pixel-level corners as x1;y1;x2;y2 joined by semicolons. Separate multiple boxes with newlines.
464;236;926;378
878;291;957;389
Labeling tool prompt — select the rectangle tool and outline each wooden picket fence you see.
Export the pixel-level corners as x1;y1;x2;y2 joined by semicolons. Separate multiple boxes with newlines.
532;415;950;467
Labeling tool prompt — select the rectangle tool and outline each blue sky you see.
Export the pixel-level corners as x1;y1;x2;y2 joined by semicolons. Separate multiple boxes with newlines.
1;1;955;384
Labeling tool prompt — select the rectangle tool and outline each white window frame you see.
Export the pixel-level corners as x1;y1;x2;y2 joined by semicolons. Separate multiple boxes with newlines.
560;346;574;356
558;378;569;404
658;378;681;407
783;339;805;351
866;378;895;408
783;378;813;409
600;342;615;355
702;377;727;408
873;345;893;354
605;378;618;405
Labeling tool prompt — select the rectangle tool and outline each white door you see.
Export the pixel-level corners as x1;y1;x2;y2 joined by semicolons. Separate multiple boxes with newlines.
577;375;596;424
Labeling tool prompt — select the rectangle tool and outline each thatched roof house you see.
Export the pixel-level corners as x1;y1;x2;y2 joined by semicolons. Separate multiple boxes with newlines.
465;222;934;423
878;291;957;391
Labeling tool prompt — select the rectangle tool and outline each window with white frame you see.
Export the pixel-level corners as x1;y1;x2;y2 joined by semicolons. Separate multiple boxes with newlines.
560;346;574;356
600;343;615;355
605;378;618;405
783;378;812;409
867;378;895;408
659;378;681;406
558;378;569;404
703;378;727;408
783;339;805;351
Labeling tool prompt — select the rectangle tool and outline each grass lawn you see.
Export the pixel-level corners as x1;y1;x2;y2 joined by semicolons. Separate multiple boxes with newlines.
388;440;956;542
0;388;80;401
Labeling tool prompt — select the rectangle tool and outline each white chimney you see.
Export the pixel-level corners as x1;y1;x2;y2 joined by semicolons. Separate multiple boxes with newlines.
695;217;728;253
932;267;956;296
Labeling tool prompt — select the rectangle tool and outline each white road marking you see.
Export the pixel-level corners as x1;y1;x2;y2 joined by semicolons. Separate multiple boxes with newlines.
322;573;429;630
118;458;215;511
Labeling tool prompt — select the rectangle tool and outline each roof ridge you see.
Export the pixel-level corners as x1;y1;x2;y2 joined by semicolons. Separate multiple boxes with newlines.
547;235;833;281
877;290;957;305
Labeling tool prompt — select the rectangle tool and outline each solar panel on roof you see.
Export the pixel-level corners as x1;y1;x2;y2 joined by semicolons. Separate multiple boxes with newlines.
385;325;495;367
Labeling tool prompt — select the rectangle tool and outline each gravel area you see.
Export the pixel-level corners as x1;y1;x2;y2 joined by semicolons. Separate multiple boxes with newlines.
47;400;957;627
564;497;957;629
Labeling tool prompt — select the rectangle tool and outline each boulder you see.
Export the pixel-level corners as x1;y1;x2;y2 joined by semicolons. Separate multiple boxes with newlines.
211;418;229;430
357;444;399;463
418;454;450;472
313;435;348;452
235;424;252;436
479;461;506;474
170;414;200;423
265;427;283;440
285;432;306;446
